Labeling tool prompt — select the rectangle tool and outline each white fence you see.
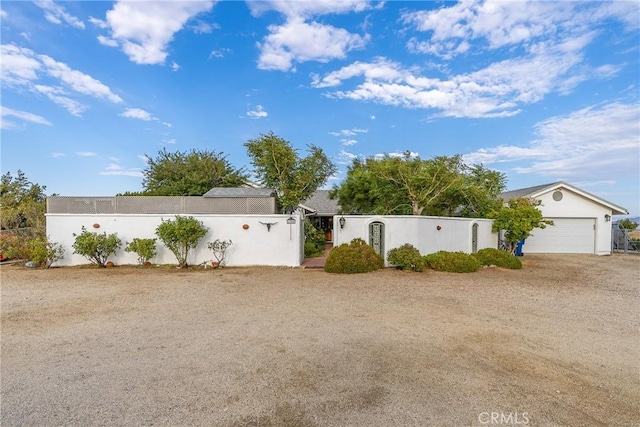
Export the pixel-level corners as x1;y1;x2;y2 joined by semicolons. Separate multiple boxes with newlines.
47;214;303;267
333;215;497;264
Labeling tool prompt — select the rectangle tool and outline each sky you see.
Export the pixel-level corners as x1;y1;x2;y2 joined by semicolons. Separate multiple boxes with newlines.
1;0;639;216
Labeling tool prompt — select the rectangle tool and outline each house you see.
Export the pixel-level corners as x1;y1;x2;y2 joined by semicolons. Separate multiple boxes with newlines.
500;182;628;255
300;190;341;240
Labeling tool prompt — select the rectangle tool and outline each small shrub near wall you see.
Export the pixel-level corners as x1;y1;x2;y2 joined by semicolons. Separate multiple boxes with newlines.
387;244;425;272
424;251;481;273
473;248;522;269
325;238;384;274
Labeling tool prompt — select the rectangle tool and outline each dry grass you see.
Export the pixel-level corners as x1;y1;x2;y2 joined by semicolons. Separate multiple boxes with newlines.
1;254;638;426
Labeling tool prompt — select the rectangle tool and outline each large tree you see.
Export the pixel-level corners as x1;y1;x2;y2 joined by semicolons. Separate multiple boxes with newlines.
332;154;501;216
0;170;47;230
139;148;247;196
244;132;336;212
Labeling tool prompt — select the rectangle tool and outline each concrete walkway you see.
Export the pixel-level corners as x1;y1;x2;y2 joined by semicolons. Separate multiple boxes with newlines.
301;243;333;269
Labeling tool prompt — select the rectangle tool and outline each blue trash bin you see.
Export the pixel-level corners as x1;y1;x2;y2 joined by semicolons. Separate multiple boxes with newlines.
515;239;525;256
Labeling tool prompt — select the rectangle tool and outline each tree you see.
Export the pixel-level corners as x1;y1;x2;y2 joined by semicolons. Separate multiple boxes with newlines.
489;197;554;254
332;154;474;216
155;216;208;268
0;170;48;230
72;227;122;268
244;132;336;212
139;148;247;196
617;218;638;230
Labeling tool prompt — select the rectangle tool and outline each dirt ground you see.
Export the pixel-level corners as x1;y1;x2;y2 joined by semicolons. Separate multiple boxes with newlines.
1;254;638;426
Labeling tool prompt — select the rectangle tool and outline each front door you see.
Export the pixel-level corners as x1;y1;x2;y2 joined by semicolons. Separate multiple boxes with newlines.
369;221;385;257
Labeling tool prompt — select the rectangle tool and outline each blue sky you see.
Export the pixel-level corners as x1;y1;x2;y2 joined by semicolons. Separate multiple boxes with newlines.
1;0;639;215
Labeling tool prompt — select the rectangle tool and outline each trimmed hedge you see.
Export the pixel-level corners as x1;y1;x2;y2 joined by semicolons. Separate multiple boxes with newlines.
473;248;522;269
325;238;384;274
387;243;425;272
424;251;481;273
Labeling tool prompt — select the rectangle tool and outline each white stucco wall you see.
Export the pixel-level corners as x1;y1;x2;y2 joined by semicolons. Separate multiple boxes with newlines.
46;214;303;267
333;215;497;263
535;190;614;255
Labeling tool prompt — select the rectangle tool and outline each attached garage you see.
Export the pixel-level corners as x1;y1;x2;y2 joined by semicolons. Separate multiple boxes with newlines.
523;218;595;254
500;182;628;255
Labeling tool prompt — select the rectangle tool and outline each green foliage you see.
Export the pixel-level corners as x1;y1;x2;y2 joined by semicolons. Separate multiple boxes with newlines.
331;155;505;217
138;148;247;196
72;227;122;268
0;170;48;230
207;239;232;267
244;132;337;212
325;238;384;274
424;251;481;273
155;216;208;267
125;238;157;265
489;197;553;254
473;248;522;269
617;218;638;230
304;221;326;257
3;233;64;268
387;244;425;272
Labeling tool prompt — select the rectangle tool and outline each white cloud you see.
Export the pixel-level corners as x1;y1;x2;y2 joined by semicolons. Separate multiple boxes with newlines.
34;84;87;116
100;163;143;177
330;128;368;136
35;1;85;29
0;10;7;20
312;57;406;88
209;48;231;59
98;1;214;65
1;106;52;128
76;151;97;157
370;115;376;120
97;35;118;47
0;44;42;85
162;122;172;128
248;1;376;19
341;139;358;146
50;152;65;158
247;105;268;119
89;16;108;29
191;20;218;34
120;108;156;121
258;17;369;71
463;102;640;181
171;61;180;72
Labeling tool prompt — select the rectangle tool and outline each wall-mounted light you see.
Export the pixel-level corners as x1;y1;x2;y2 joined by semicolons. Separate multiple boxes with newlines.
286;216;296;225
339;216;346;229
604;214;611;222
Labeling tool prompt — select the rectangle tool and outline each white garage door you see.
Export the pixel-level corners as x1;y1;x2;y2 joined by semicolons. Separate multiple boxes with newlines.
523;218;595;254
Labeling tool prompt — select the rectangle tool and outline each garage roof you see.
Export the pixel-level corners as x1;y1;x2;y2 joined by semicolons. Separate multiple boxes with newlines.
500;181;628;215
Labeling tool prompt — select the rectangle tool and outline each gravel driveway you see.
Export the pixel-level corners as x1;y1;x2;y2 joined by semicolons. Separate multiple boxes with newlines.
1;254;638;426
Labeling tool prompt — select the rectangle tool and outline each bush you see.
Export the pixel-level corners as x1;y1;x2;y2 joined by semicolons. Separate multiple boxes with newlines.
207;239;232;267
155;216;208;268
5;235;64;268
72;227;121;268
125;238;157;265
387;244;425;272
304;221;326;257
424;251;481;273
325;238;384;274
473;247;522;269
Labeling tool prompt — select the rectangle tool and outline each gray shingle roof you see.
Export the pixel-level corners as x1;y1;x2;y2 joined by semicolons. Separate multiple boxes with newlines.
203;187;275;198
499;182;558;202
301;190;340;215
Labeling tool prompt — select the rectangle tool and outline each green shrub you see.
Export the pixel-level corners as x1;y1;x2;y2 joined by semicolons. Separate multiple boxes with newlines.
473;247;522;269
304;221;326;257
6;235;64;268
207;239;232;267
424;251;481;273
155;216;208;268
325;238;384;274
72;227;121;268
125;238;157;265
387;243;425;272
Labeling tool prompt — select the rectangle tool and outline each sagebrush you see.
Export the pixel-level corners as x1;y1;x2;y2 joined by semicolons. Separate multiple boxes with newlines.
387;244;425;272
473;248;522;269
424;251;481;273
125;238;157;265
72;227;121;268
325;238;383;274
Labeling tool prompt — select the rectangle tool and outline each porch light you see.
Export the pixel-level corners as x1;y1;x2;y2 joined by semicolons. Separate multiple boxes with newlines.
339;216;346;229
604;214;611;222
286;216;296;224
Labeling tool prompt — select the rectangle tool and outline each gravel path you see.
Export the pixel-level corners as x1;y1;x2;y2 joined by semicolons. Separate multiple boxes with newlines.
1;254;638;426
